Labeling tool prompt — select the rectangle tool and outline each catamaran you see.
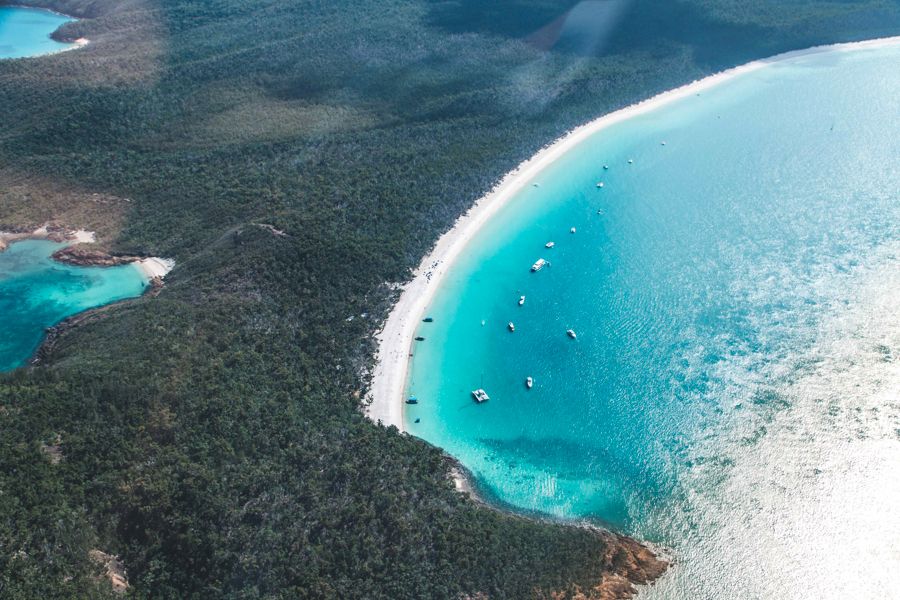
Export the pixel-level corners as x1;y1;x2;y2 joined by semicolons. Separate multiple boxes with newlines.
471;389;490;403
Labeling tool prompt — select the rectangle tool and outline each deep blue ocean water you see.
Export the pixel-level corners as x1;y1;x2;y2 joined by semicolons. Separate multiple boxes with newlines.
0;6;75;59
406;44;900;598
0;240;149;371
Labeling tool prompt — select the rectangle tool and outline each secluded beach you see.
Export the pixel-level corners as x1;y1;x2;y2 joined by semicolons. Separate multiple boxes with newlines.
0;225;174;279
0;225;95;251
0;228;175;371
135;256;175;280
365;35;900;433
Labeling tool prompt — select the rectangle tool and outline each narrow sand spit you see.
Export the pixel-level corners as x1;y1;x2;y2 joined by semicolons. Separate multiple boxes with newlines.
365;36;900;432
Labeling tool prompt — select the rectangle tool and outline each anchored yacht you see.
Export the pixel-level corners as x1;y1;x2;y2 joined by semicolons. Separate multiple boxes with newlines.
471;389;490;403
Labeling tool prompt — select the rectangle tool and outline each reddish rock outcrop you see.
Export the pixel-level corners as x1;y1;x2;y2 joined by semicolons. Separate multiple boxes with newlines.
51;246;140;267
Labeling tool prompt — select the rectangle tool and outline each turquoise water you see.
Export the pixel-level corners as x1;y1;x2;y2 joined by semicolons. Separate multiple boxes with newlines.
0;6;75;59
0;240;148;371
406;44;900;598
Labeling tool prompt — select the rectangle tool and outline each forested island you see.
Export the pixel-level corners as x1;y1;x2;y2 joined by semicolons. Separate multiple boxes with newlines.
1;0;898;597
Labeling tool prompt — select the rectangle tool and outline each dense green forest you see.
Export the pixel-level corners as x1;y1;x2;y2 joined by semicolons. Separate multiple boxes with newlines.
1;0;898;597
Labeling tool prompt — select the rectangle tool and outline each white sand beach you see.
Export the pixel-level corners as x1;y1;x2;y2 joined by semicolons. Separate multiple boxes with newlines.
0;225;95;251
0;225;174;281
365;36;900;432
135;256;175;280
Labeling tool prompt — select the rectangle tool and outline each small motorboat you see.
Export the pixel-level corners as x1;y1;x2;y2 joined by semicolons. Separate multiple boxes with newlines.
603;164;609;170
570;227;576;234
567;329;577;339
545;241;555;248
414;418;421;423
661;141;667;146
596;182;604;188
471;388;490;403
423;316;434;323
526;377;533;389
406;396;419;405
414;336;425;341
627;158;634;164
518;296;525;306
508;322;515;332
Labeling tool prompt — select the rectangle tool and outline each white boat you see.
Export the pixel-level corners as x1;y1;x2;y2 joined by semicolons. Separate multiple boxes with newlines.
596;182;604;188
518;296;525;306
471;388;490;403
603;164;609;170
545;241;555;249
570;227;576;234
531;258;548;272
508;322;515;332
627;158;634;164
567;329;577;339
526;377;533;389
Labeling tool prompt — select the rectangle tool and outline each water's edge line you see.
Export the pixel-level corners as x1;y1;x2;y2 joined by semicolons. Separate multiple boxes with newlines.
0;4;90;52
0;226;174;283
366;35;900;435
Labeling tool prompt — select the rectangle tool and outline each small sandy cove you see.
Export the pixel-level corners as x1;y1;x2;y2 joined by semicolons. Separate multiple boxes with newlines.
0;225;95;251
0;225;174;279
365;37;900;432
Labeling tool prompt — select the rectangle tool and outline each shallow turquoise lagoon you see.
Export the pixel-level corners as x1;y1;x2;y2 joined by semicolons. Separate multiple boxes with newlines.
0;240;148;371
406;44;900;598
0;6;75;59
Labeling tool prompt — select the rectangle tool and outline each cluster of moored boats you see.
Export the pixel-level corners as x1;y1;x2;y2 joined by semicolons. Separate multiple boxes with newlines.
504;226;583;397
411;158;645;408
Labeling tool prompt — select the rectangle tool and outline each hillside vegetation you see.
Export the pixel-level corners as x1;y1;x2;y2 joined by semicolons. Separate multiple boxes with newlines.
1;0;898;597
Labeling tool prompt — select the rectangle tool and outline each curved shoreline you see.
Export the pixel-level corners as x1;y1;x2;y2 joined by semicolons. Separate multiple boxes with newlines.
0;227;174;368
366;35;900;433
0;4;90;54
0;226;174;280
